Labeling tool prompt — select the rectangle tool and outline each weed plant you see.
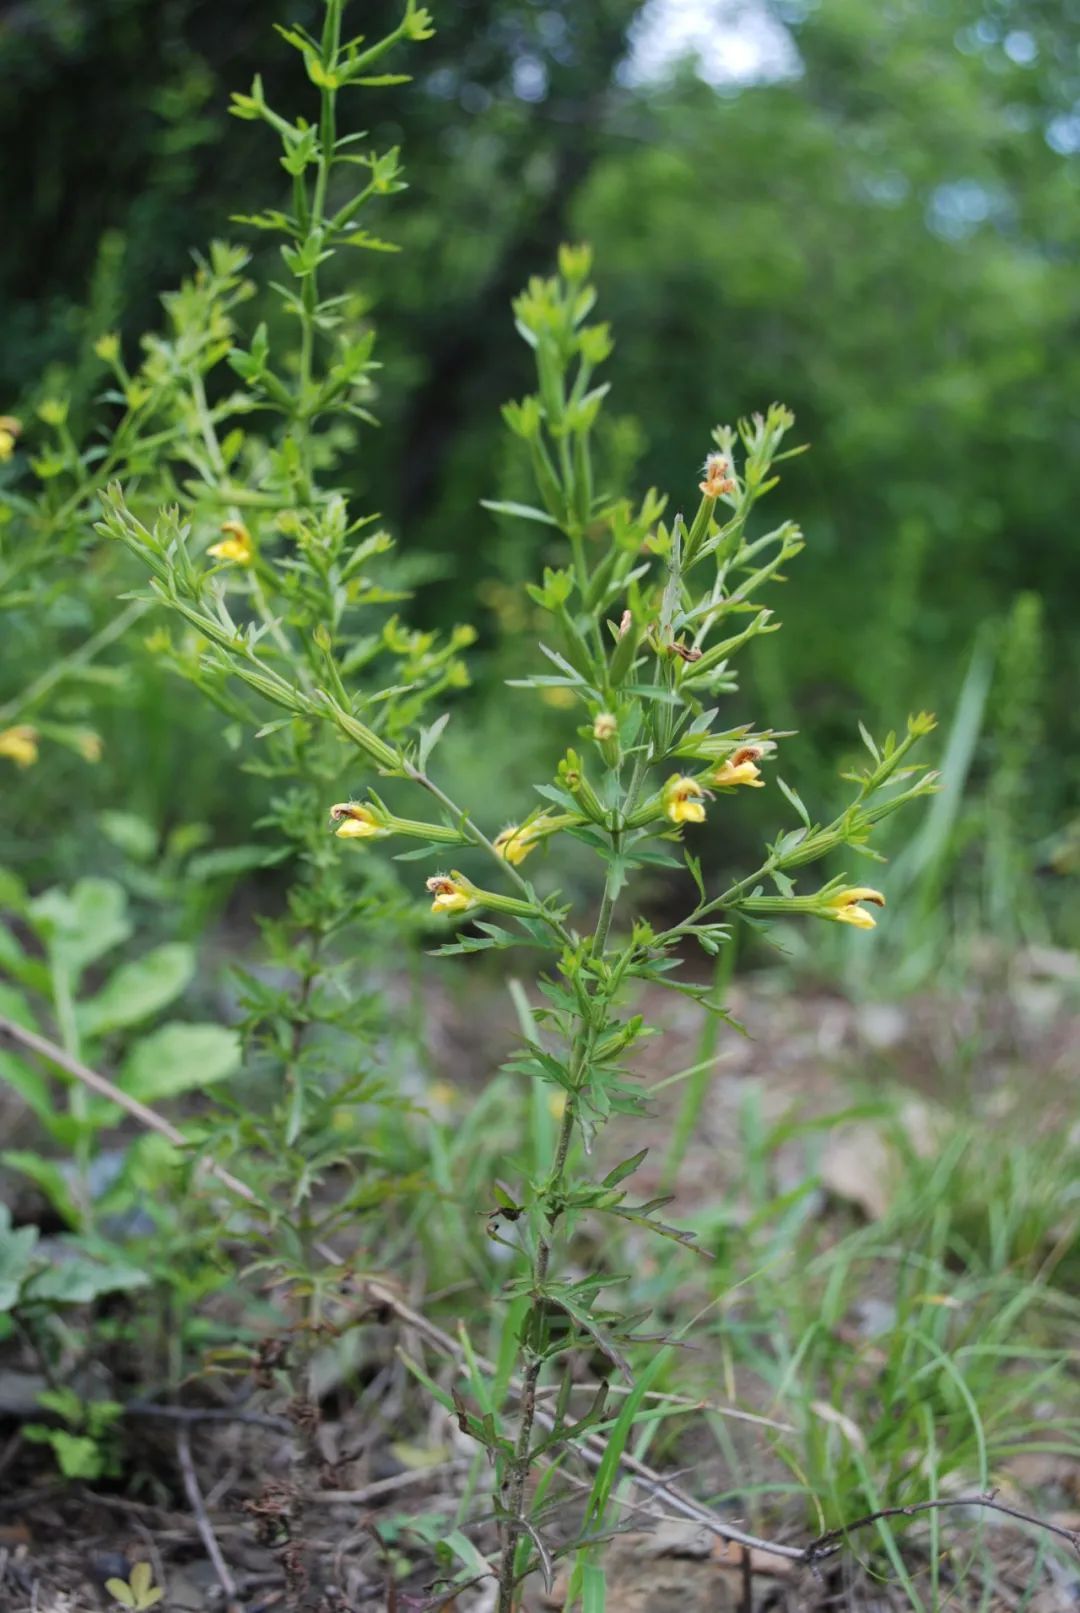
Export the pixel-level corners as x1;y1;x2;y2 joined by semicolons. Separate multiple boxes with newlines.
7;6;1072;1613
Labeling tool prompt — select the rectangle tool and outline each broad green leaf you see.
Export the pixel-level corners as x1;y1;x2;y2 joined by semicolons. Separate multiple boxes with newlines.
0;1207;39;1312
29;878;132;975
98;811;158;863
121;1022;241;1102
28;1429;106;1480
78;944;195;1038
22;1250;150;1306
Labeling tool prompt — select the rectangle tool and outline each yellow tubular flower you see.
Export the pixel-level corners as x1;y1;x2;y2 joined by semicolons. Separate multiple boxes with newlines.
824;887;886;929
426;874;476;915
663;775;707;826
494;822;544;866
712;745;766;789
207;520;255;566
0;725;38;768
329;802;384;840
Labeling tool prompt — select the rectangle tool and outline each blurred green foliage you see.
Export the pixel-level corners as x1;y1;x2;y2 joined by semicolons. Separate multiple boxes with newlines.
2;0;1077;936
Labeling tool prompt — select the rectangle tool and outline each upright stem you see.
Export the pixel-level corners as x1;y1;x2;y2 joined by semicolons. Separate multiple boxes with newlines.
495;1083;577;1613
494;750;650;1613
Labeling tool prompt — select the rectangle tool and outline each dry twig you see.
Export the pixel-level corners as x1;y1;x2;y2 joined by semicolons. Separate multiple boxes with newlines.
805;1491;1080;1565
176;1425;246;1613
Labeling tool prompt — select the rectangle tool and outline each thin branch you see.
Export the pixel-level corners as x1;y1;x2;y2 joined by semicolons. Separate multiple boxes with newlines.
308;1459;471;1506
124;1401;292;1434
805;1490;1080;1566
0;1013;259;1208
176;1425;246;1613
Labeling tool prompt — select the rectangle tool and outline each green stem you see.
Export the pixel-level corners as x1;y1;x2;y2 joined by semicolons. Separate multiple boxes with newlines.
0;601;148;727
494;742;651;1612
405;764;574;948
495;1083;577;1613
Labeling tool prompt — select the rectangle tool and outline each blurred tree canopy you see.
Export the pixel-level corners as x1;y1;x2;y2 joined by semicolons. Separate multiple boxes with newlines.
3;0;1078;815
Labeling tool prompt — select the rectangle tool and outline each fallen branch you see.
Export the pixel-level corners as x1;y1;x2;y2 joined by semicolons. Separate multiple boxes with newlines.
309;1459;471;1506
176;1425;246;1613
124;1400;292;1434
805;1489;1080;1565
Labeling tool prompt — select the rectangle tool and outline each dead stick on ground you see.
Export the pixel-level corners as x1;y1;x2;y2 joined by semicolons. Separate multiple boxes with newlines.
176;1425;246;1613
805;1491;1080;1564
5;1016;1075;1574
308;1459;471;1506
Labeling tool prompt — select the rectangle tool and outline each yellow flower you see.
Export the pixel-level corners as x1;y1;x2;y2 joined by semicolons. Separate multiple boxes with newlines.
663;775;707;826
823;887;886;930
592;712;617;741
329;801;384;841
0;725;38;768
493;821;547;866
699;452;734;498
712;745;766;789
0;415;22;462
207;519;254;566
426;874;476;915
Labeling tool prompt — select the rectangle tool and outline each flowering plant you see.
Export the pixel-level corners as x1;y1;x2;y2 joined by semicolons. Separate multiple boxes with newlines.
9;0;938;1603
105;246;935;1613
